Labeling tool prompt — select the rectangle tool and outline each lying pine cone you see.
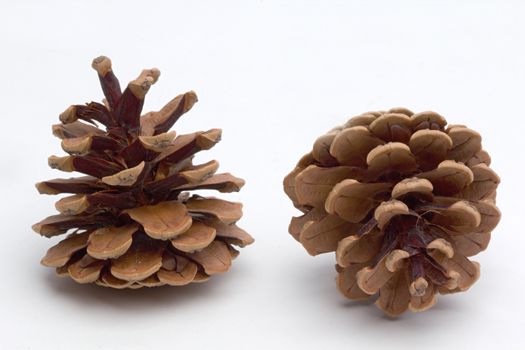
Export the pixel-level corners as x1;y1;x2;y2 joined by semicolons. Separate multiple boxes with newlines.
33;56;253;289
284;108;500;316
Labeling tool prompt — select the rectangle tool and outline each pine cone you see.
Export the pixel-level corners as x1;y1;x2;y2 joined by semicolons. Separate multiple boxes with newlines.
33;56;254;288
283;108;500;316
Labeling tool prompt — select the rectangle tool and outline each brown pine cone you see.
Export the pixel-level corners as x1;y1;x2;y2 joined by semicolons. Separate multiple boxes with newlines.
33;56;254;289
283;108;500;316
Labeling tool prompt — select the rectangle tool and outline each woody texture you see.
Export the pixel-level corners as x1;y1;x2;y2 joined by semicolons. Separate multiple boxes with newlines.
33;56;253;289
284;108;500;316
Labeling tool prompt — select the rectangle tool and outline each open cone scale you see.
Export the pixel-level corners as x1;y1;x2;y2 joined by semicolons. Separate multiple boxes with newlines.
34;56;254;289
284;108;500;316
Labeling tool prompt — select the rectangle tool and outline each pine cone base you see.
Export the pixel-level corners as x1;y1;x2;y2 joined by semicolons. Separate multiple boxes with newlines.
284;108;500;316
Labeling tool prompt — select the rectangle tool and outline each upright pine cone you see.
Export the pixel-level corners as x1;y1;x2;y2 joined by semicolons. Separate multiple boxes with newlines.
284;108;500;316
33;56;253;289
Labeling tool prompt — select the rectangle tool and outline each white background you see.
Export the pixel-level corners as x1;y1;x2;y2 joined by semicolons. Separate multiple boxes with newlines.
1;1;524;349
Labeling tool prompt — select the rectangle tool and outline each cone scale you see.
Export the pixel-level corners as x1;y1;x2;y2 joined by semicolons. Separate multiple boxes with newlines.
283;108;500;316
34;56;254;289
